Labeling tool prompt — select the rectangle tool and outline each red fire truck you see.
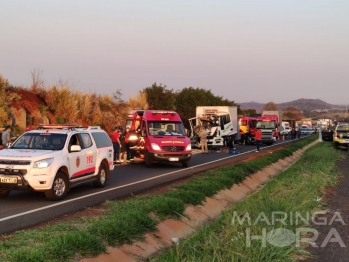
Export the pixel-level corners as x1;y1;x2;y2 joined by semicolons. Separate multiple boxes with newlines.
125;110;192;167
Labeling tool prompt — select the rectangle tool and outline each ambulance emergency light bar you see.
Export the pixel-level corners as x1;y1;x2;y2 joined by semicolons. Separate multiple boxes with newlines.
151;111;176;116
37;124;77;129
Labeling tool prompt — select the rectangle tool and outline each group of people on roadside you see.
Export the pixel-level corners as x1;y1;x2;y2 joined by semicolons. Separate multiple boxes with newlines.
286;126;301;140
273;124;301;141
110;125;138;164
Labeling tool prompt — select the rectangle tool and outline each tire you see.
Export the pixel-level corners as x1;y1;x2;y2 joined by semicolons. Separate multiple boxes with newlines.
246;136;252;145
0;189;11;198
182;161;189;168
45;172;68;201
144;152;152;167
93;163;107;188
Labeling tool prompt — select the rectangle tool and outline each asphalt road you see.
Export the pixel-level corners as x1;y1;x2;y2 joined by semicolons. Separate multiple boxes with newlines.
0;136;309;235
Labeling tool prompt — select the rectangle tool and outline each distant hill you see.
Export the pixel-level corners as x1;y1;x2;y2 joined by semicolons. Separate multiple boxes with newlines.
239;99;346;113
238;101;265;113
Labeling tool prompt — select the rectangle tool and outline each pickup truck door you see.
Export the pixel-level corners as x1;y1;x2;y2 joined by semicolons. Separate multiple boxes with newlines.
68;134;86;179
77;133;97;176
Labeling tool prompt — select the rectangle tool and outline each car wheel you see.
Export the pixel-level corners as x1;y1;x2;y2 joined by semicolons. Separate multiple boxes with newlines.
182;161;189;168
0;189;11;198
144;152;152;167
93;163;107;188
45;172;68;201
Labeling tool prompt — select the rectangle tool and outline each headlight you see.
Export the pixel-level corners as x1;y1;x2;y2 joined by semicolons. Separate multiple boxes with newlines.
33;158;54;169
151;143;161;151
185;144;192;151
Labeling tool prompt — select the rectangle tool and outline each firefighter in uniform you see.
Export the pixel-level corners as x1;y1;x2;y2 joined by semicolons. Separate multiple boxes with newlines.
198;127;208;154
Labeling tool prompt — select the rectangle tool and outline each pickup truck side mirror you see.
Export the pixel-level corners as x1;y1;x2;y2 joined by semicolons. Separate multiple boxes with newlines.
70;145;81;152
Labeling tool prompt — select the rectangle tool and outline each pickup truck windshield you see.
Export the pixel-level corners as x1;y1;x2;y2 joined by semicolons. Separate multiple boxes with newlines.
148;121;186;136
11;133;67;150
256;121;276;129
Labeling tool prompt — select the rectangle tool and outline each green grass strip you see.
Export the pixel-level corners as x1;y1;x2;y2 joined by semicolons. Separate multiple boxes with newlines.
154;141;344;262
0;136;318;262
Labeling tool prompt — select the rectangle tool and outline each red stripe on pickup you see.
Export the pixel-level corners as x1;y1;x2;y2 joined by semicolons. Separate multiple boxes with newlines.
71;167;96;178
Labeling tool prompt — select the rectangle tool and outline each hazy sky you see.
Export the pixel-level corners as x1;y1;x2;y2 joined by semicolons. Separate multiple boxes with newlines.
1;0;348;105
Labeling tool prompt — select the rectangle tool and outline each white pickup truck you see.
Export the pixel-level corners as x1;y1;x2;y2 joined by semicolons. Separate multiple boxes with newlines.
0;125;114;200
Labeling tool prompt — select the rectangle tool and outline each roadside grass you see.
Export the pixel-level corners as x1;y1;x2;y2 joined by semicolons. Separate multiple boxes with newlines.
0;136;317;262
154;141;343;262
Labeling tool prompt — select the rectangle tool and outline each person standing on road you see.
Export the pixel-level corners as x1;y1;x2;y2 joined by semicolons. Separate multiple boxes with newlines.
119;127;127;164
127;127;138;162
297;125;301;139
255;128;262;152
273;127;279;141
198;127;208;154
291;127;296;140
2;126;11;148
123;126;132;163
278;124;284;141
111;127;121;163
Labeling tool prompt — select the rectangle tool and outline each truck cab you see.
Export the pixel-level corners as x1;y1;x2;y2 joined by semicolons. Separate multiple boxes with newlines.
238;116;258;144
126;110;192;167
281;121;290;135
189;106;238;149
255;119;276;145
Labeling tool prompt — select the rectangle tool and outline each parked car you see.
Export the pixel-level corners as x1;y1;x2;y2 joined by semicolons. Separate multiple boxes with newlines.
300;128;308;134
303;128;315;135
321;128;334;141
333;123;349;149
0;124;114;200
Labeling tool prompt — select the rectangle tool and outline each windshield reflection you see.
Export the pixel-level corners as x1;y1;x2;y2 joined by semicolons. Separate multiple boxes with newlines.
11;133;67;150
148;121;186;136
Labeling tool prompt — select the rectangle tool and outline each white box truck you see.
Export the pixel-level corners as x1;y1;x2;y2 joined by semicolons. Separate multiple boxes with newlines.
189;106;238;149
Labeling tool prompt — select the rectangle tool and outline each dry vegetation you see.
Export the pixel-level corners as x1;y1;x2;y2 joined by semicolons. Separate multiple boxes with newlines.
1;74;148;134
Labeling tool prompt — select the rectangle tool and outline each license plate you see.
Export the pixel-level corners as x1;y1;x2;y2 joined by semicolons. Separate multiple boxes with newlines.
1;177;17;183
169;157;179;162
344;139;349;143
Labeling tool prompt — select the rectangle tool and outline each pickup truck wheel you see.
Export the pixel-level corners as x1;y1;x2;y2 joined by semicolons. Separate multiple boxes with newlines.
0;189;11;198
93;163;107;188
182;161;189;168
45;172;68;201
144;152;152;167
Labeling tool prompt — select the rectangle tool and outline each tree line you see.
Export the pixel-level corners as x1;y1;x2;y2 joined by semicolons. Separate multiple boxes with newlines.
1;73;304;134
